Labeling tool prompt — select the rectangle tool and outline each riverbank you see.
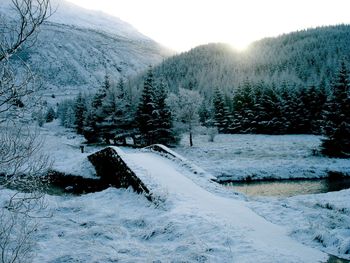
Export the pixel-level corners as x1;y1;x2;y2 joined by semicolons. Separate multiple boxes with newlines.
249;189;350;260
1;125;350;261
176;134;350;181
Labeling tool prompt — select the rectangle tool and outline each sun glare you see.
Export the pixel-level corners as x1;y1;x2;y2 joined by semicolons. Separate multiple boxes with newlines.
229;39;252;52
66;0;350;52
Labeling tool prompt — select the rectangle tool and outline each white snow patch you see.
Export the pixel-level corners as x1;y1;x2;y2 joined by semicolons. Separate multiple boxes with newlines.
176;134;350;181
38;121;99;178
249;189;350;260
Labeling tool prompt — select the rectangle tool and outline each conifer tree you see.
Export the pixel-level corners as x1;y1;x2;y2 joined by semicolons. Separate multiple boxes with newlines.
136;66;157;145
99;86;118;143
321;62;350;157
259;85;282;134
199;100;212;126
74;92;87;134
213;88;230;133
45;107;55;123
83;74;110;142
230;81;255;133
108;77;136;145
153;80;177;145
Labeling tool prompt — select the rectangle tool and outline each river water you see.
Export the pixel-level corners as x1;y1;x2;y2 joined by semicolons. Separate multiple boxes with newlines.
223;177;350;197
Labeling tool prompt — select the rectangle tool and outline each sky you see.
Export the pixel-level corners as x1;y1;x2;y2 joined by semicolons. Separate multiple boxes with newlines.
67;0;350;52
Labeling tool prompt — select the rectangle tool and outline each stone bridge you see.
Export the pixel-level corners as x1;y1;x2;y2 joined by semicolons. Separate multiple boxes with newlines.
87;144;206;201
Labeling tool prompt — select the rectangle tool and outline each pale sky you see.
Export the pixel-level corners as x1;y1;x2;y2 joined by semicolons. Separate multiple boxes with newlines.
67;0;350;52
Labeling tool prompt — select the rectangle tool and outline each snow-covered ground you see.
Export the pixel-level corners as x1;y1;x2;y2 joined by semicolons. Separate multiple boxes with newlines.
176;134;350;181
38;121;98;178
0;150;328;262
2;124;349;262
249;189;350;260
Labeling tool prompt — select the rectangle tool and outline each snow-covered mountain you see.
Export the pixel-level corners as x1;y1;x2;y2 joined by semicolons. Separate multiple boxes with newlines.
49;0;151;41
0;0;172;99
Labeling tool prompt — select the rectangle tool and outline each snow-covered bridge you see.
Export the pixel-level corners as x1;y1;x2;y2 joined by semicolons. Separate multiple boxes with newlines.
87;145;327;262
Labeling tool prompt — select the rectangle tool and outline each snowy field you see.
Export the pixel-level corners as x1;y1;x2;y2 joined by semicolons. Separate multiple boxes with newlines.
249;189;350;260
176;134;350;181
38;121;99;178
1;124;349;262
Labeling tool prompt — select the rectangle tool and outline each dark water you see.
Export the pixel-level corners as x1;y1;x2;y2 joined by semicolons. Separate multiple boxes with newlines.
328;255;350;263
223;177;350;197
0;172;107;196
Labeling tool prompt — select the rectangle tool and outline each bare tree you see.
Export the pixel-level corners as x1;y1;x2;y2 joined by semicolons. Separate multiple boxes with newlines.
167;88;203;147
0;1;51;262
0;0;51;62
0;0;52;120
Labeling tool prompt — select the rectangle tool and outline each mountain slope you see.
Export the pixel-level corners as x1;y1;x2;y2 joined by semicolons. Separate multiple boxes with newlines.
1;0;172;99
137;25;350;100
49;0;151;41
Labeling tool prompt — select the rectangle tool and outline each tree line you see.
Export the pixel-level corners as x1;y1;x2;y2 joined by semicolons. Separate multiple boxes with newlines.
53;62;349;157
212;81;327;135
56;67;203;147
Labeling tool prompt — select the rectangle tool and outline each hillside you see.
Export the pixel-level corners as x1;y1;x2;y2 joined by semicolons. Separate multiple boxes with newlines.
0;0;171;100
134;25;350;100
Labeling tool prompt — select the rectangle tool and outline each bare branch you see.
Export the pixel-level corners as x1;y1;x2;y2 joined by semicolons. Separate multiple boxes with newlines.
0;1;51;262
0;0;52;62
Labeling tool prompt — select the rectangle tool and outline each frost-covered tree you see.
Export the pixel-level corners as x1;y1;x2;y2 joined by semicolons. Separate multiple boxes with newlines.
74;92;87;135
135;67;157;145
45;107;55;123
230;81;255;133
64;106;75;128
153;80;177;145
0;1;51;262
83;74;111;142
198;100;212;126
113;78;135;135
130;26;350;111
168;88;203;146
57;99;75;128
308;85;328;133
213;88;230;133
321;62;350;157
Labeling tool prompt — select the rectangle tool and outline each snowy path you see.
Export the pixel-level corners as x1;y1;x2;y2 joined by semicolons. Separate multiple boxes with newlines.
126;152;327;263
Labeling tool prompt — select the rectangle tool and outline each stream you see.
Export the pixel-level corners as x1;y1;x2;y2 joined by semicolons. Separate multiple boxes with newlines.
223;177;350;197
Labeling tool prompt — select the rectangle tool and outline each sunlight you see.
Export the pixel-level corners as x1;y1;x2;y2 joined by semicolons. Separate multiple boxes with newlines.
67;0;350;52
229;39;252;52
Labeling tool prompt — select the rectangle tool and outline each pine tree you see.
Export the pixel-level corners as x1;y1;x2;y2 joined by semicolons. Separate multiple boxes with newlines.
321;62;350;157
230;81;255;133
199;100;213;126
136;66;157;145
64;107;76;128
213;88;230;133
300;85;327;134
114;78;134;133
74;92;87;134
83;75;111;142
45;107;55;123
257;84;283;134
309;85;328;134
99;86;118;143
83;106;99;143
153;80;177;145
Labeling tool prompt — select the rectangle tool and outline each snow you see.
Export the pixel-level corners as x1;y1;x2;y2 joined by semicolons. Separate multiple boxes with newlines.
94;149;326;262
175;134;350;181
49;0;151;41
2;124;349;261
0;0;171;103
0;148;329;262
38;121;99;178
249;189;350;260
